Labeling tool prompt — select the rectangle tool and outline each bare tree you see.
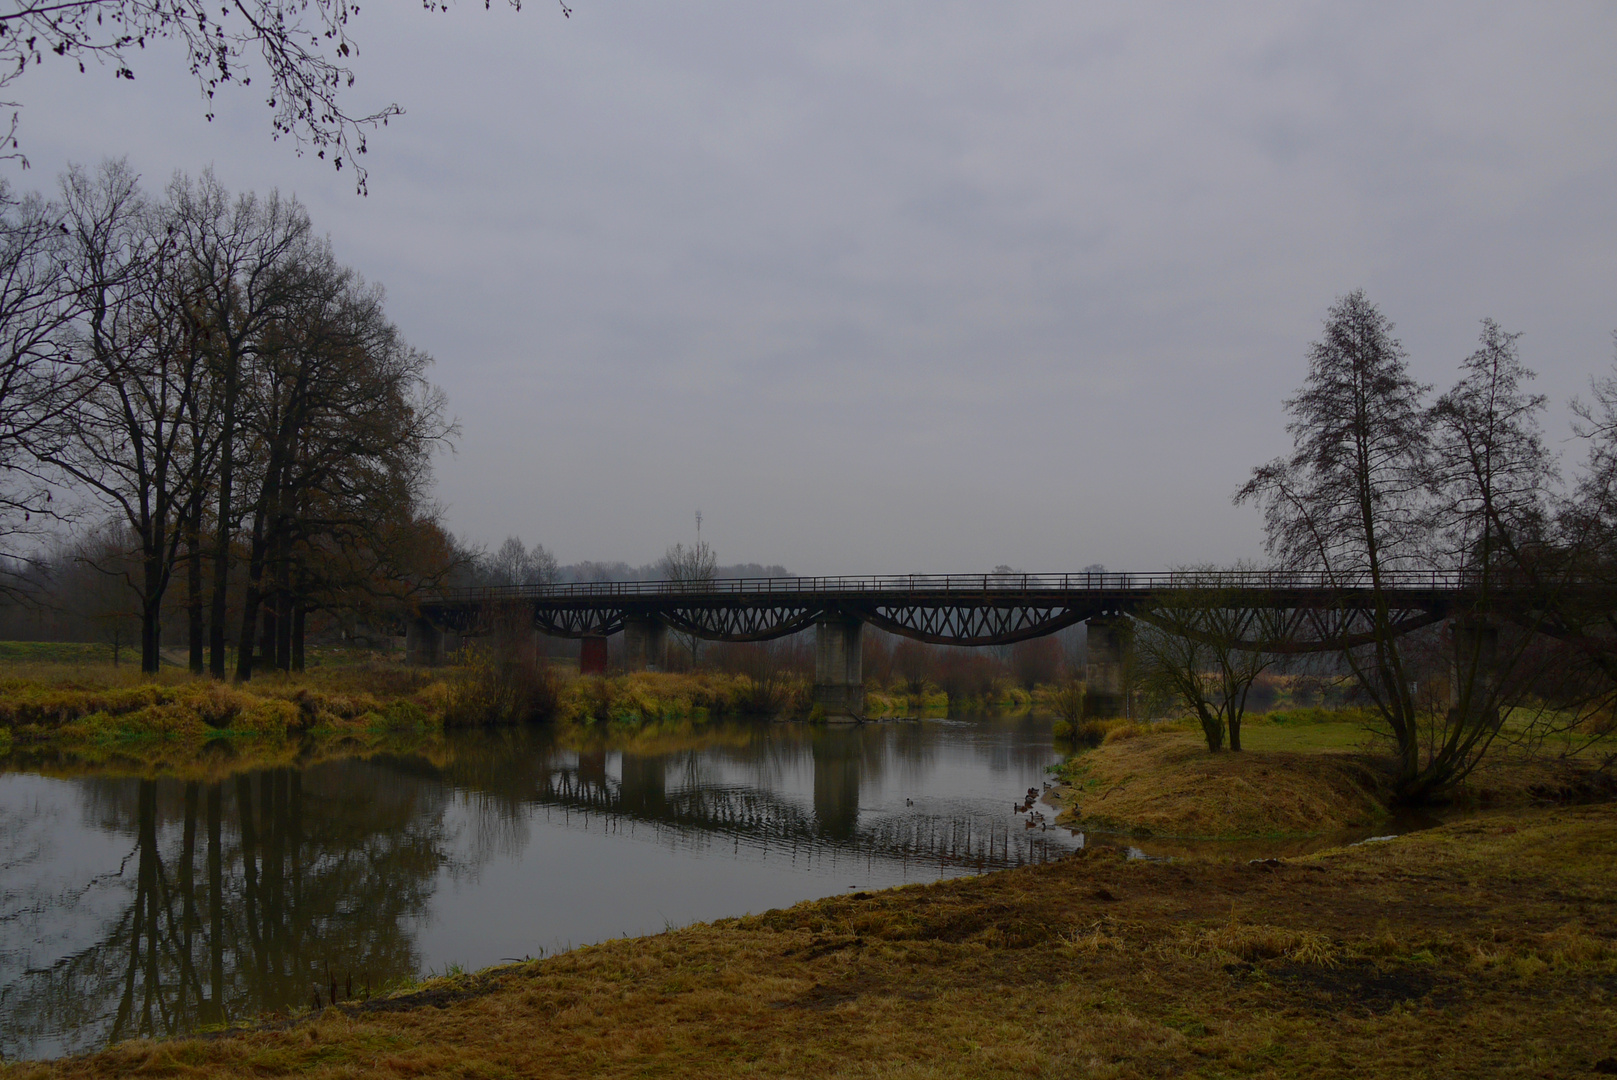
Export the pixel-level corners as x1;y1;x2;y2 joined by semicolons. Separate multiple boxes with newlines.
168;171;312;677
486;536;557;588
0;178;77;590
1401;320;1568;797
660;525;716;668
63;522;140;664
1135;566;1290;752
231;247;451;679
1237;290;1434;791
1510;332;1617;757
0;0;570;191
660;541;716;586
47;159;214;672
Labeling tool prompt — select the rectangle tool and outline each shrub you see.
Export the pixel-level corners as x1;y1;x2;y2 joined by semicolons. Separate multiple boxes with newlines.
1073;719;1116;747
1047;680;1086;724
377;699;430;731
440;647;560;727
197;683;244;729
1102;721;1148;743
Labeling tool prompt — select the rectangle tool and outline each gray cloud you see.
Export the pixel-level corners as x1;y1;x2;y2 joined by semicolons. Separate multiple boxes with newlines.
15;1;1617;572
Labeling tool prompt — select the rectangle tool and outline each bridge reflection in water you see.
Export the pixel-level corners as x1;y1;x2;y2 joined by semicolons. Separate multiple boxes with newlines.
540;742;1057;868
455;723;1069;871
0;716;1071;1060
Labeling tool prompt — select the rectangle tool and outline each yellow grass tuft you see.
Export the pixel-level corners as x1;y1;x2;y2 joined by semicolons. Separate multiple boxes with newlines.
1184;918;1340;966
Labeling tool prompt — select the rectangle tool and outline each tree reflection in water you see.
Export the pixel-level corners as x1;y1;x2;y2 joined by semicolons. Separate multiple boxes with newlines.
0;761;457;1060
0;715;1070;1059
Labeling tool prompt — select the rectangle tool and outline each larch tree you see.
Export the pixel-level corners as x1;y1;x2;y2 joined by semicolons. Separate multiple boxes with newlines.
1415;320;1563;797
1236;290;1434;794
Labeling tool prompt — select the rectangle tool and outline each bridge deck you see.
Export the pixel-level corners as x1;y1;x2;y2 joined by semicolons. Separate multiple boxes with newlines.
431;569;1473;606
415;571;1473;647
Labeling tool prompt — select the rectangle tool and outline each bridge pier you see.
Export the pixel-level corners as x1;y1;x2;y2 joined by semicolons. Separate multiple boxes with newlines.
405;618;445;666
1450;617;1499;724
623;616;668;672
1084;615;1133;718
580;635;609;675
813;615;865;719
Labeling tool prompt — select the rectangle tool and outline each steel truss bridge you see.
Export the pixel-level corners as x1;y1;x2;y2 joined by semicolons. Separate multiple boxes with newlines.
418;570;1480;651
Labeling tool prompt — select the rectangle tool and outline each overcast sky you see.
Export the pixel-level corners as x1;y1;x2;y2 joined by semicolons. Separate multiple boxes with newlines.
15;2;1617;573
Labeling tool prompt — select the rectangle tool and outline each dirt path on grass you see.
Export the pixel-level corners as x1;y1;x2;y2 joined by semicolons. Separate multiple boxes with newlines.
12;803;1616;1079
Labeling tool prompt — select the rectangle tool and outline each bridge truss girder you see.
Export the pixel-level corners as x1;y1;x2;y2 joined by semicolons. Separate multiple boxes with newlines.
1130;605;1451;654
862;604;1091;647
532;605;631;639
660;603;823;643
422;589;1459;651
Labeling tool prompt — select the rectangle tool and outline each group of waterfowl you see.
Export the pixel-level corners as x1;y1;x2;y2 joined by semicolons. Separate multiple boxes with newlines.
1016;785;1051;830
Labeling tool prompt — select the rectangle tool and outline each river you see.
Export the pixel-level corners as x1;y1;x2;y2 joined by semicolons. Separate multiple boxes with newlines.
0;714;1078;1060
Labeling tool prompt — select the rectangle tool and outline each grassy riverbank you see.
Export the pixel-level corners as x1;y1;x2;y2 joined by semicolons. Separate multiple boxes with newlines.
1051;713;1616;840
0;654;811;769
9;803;1615;1078
1051;729;1388;839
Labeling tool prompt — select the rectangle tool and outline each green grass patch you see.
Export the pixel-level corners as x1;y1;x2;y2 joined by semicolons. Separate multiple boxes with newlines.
1240;714;1379;753
0;641;123;664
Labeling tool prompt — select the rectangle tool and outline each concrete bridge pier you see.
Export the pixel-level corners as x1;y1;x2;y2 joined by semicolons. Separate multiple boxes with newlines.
580;636;609;675
405;618;445;666
1084;615;1133;718
623;616;669;672
813;615;865;719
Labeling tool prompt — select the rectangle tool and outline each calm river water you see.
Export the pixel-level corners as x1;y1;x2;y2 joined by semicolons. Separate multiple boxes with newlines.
0;715;1078;1060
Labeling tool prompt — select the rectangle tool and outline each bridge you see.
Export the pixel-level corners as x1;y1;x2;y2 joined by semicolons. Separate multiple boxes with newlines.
412;570;1481;716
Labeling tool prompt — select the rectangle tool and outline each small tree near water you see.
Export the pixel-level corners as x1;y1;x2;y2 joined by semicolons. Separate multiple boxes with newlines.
1135;567;1286;751
660;512;717;666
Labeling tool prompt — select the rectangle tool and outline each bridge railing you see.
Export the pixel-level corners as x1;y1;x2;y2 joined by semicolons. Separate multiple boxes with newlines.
427;569;1475;606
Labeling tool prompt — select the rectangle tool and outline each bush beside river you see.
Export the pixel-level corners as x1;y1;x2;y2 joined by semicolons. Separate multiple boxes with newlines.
0;660;796;737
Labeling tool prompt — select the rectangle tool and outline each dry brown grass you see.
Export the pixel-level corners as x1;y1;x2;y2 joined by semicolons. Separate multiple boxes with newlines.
1053;730;1393;838
0;660;456;776
555;670;807;725
10;804;1616;1079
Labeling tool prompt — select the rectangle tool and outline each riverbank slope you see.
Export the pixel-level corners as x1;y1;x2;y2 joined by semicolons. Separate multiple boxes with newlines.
9;803;1615;1079
1051;716;1615;839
